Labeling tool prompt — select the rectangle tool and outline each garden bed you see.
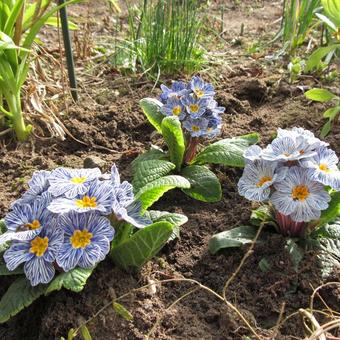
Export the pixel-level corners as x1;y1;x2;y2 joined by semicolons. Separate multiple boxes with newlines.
0;1;339;339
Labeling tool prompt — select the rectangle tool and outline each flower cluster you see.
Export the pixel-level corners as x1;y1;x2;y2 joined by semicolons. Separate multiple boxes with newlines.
1;165;150;286
159;76;225;138
238;127;340;236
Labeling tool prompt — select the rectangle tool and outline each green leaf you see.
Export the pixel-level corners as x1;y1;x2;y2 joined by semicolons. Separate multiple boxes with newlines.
45;267;94;295
0;264;24;276
0;277;46;323
80;325;92;340
285;239;303;272
321;0;340;27
323;106;340;119
112;302;133;321
145;210;188;241
131;147;168;169
209;225;257;254
161;116;185;171
315;13;337;31
305;88;336;102
132;159;176;193
134;175;190;211
305;44;340;72
181;165;221;202
111;221;174;269
250;205;275;226
0;219;6;234
45;17;79;30
320;120;332;138
193;133;260;167
139;98;164;133
317;192;340;227
67;328;77;340
258;258;271;273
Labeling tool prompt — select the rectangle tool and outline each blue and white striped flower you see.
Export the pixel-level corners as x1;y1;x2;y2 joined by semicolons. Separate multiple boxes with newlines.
238;160;287;202
181;95;208;119
160;81;187;103
207;99;225;115
48;167;102;199
161;96;186;120
56;211;114;271
113;200;151;228
183;117;209;137
111;165;134;207
261;136;316;162
271;166;331;222
47;180;114;215
189;76;215;99
244;145;262;163
300;146;340;190
3;225;63;286
12;170;50;206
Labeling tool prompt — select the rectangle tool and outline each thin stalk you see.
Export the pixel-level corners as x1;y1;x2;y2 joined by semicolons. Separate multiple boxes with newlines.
14;0;25;46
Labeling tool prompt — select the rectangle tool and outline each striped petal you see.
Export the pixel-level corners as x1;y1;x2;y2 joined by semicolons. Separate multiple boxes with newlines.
24;257;55;286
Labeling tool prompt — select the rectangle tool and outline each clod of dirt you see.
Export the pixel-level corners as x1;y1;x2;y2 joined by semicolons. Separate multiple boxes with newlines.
217;93;251;115
83;155;107;169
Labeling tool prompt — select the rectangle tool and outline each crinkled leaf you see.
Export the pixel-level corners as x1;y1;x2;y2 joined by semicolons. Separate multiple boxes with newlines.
111;221;173;269
285;239;304;272
132;160;176;193
45;267;94;295
132;147;168;170
0;277;46;323
134;175;190;211
145;210;188;241
209;225;257;254
139;98;164;133
0;264;23;276
305;88;336;102
181;165;221;202
161;116;185;171
193;133;260;167
317;192;340;227
112;302;133;321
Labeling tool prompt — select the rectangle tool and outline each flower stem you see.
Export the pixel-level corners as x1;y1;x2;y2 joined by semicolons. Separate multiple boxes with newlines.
6;91;32;142
184;137;199;164
275;211;307;237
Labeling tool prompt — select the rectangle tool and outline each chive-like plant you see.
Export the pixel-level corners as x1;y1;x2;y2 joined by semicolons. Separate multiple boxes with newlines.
0;164;187;323
134;76;260;203
0;0;78;141
210;127;340;276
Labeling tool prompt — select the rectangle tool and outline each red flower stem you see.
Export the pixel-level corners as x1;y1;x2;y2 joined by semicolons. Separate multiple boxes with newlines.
184;137;200;164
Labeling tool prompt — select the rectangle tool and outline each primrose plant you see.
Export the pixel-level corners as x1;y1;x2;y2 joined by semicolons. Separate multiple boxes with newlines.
210;127;340;276
136;76;259;203
0;164;187;323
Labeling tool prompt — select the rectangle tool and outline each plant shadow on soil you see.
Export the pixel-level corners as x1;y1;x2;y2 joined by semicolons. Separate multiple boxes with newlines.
0;0;339;339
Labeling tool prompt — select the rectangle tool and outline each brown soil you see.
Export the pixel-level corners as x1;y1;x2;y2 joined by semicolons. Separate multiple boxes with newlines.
0;1;339;339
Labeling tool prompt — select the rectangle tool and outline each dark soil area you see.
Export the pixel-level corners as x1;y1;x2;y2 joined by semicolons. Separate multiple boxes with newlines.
0;1;339;339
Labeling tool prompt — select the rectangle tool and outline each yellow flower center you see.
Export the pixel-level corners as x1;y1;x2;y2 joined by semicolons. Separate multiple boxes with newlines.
30;236;49;257
70;229;93;249
192;125;200;132
195;89;204;98
256;176;272;188
71;176;87;184
319;163;330;173
75;196;97;208
292;185;310;201
189;104;199;113
172;106;182;116
25;219;41;230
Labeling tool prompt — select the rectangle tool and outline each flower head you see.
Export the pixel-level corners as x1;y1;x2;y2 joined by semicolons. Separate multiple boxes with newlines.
181;95;209;119
261;136;316;162
47;180;113;215
300;146;340;190
189;76;215;99
244;145;262;163
4;225;63;286
238;160;287;202
57;211;115;271
48;167;102;199
13;170;50;206
160;81;187;103
111;165;134;206
183;117;209;137
271;166;331;222
161;96;186;120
